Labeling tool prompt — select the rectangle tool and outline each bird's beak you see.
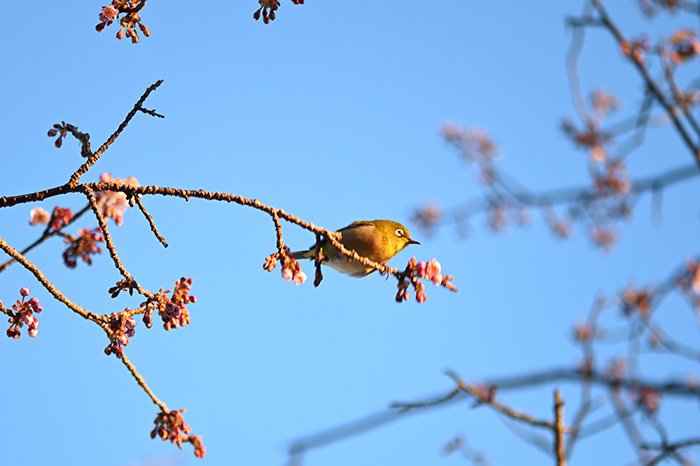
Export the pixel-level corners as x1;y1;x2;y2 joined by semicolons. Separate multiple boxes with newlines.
408;238;421;245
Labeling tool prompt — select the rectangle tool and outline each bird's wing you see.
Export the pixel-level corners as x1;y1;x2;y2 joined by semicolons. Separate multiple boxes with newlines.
338;220;374;232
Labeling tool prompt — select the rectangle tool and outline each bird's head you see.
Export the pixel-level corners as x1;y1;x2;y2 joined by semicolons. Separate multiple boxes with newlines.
371;219;420;257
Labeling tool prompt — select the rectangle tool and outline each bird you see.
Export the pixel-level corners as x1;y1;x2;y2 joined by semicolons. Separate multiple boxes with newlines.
291;220;420;277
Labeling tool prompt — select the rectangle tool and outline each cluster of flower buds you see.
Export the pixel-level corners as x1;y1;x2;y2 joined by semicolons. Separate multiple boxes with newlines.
49;207;75;232
547;215;572;239
141;278;196;330
263;248;307;285
411;203;442;236
62;227;105;268
6;288;43;339
104;312;137;358
677;260;700;311
589;225;617;251
639;0;683;16
470;382;497;403
151;409;206;458
442;125;497;162
562;119;613;163
636;386;661;414
573;322;595;344
620;36;652;65
620;285;654;317
96;173;139;226
47;123;69;148
396;258;457;304
96;1;150;43
47;122;91;157
594;160;631;196
253;0;305;24
591;90;619;119
669;29;700;63
108;278;138;298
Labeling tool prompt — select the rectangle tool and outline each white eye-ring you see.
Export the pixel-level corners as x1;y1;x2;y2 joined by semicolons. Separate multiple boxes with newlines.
395;228;404;237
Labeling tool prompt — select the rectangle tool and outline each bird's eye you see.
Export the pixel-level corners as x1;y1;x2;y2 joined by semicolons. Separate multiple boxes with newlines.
395;228;404;237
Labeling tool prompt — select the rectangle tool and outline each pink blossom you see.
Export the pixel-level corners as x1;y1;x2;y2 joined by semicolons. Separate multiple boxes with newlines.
281;267;294;281
96;173;139;226
101;5;119;21
20;287;30;297
417;259;443;284
29;207;50;226
692;264;700;294
426;259;443;285
293;271;307;285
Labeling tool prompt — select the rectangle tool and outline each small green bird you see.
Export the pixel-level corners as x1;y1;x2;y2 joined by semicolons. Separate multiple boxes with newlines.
291;220;420;277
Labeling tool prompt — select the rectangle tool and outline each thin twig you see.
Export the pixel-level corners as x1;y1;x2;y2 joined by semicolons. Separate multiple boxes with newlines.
567;2;594;123
288;364;700;456
67;79;164;187
436;162;698;227
553;390;567;466
82;185;150;298
120;353;168;412
393;370;558;430
134;195;168;248
660;49;700;138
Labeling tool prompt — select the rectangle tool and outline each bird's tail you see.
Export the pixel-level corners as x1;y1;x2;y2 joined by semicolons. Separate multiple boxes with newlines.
290;249;314;260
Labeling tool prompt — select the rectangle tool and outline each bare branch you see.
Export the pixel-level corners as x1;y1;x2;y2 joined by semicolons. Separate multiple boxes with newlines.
553;390;567;466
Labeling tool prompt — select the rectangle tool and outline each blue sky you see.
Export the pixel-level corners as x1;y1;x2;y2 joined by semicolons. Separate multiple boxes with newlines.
2;1;699;465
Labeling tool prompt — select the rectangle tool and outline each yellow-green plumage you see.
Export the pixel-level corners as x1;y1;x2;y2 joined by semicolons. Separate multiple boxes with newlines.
291;220;419;277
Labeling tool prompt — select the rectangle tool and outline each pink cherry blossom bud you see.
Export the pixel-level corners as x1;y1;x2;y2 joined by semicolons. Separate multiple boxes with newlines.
139;23;151;37
416;292;427;304
20;287;30;297
101;5;119;21
28;298;42;312
431;274;443;286
47;129;58;137
29;207;50;226
55;137;63;148
293;271;307;285
116;28;125;40
426;259;442;278
27;326;38;338
281;267;293;281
